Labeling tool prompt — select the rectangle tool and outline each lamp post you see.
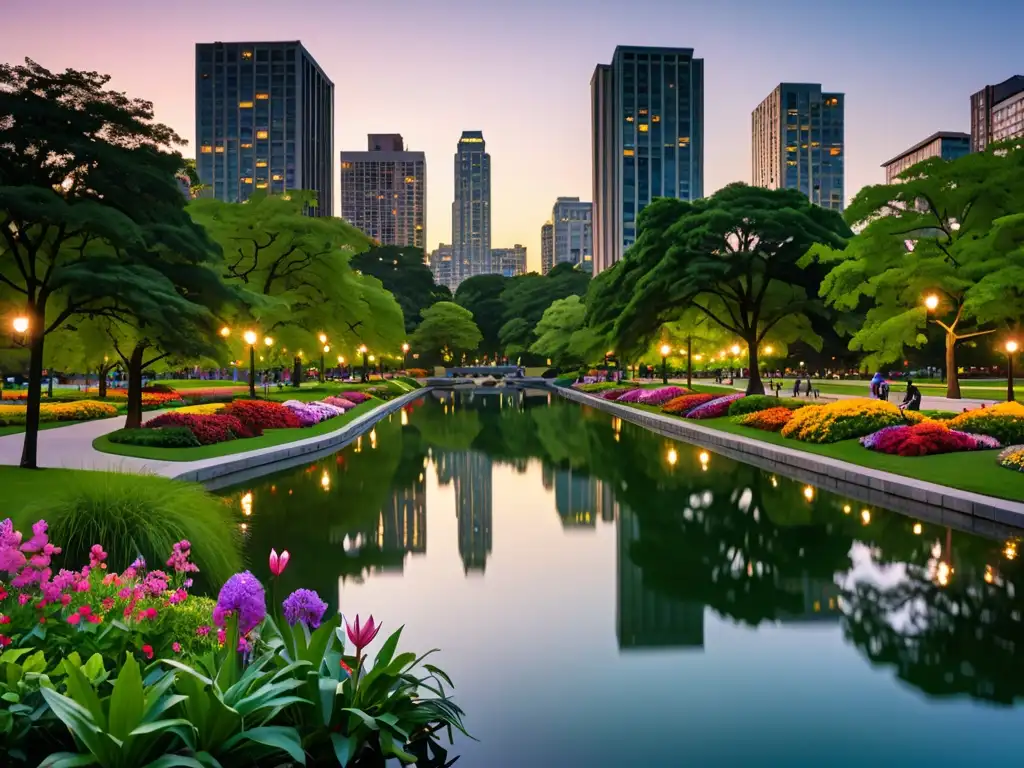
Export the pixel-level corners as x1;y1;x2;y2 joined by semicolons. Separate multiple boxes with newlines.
402;342;410;372
321;344;330;383
369;354;376;378
1006;340;1018;402
263;336;273;389
359;345;368;382
660;344;671;384
243;330;258;397
337;355;345;380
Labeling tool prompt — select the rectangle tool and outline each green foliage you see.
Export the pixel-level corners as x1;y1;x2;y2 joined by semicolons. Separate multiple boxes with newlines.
22;473;241;589
453;274;508;355
530;295;590;366
107;427;201;448
410;302;482;361
0;648;58;763
497;264;590;356
350;245;449;334
164;598;217;659
727;395;809;416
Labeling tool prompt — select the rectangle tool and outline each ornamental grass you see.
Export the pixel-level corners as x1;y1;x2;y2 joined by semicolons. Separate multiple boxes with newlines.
859;421;1000;456
948;401;1024;445
661;393;717;414
685;393;746;419
780;398;926;444
735;406;795;431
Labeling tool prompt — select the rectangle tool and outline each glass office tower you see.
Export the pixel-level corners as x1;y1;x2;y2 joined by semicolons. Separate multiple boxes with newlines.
451;131;492;286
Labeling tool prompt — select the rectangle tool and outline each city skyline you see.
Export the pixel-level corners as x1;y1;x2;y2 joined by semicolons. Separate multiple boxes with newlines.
7;0;1024;272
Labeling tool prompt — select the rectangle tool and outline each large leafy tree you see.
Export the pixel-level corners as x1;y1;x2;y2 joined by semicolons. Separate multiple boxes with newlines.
410;301;482;363
529;295;604;368
498;262;590;358
350;244;450;334
807;144;1024;398
0;59;229;467
453;274;507;356
598;184;850;394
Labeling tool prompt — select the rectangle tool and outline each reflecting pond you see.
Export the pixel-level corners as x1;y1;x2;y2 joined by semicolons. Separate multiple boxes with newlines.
220;389;1024;766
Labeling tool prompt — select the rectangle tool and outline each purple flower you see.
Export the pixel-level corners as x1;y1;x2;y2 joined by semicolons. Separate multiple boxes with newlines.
212;571;267;634
282;588;329;629
637;386;688;406
860;425;905;449
686;393;745;420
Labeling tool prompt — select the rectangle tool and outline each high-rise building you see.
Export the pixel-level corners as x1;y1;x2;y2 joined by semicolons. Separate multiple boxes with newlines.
452;131;491;287
428;243;456;293
971;76;1024;152
452;452;493;574
195;41;333;215
591;46;704;274
880;131;971;184
491;245;527;278
540;222;554;275
551;197;593;272
752;83;845;212
340;134;426;248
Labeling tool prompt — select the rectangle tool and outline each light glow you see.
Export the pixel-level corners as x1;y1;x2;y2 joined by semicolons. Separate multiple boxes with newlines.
924;294;940;311
243;330;257;346
12;316;28;334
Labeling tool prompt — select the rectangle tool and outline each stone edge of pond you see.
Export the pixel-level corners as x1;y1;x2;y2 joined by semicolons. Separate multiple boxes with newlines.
554;386;1024;531
167;388;431;484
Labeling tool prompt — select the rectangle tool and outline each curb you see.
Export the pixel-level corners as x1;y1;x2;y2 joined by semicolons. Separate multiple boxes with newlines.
169;388;430;484
554;386;1024;531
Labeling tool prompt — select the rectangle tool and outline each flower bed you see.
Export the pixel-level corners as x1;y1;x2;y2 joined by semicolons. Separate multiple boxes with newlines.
145;412;257;444
108;426;202;448
599;388;635;401
948;401;1024;445
860;421;1001;456
735;406;795;432
221;399;300;431
728;394;808;416
615;388;648;404
282;399;345;426
340;390;372;405
324;395;358;410
662;393;717;414
636;386;689;406
780;398;925;444
686;393;746;419
575;381;631;393
174;402;227;415
0;400;120;426
998;444;1024;472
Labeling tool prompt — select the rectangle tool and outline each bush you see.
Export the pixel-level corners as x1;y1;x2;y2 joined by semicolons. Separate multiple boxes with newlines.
553;376;575;388
662;393;716;414
575;382;630;393
728;394;808;416
146;412;255;444
599;388;635;401
221;399;300;431
107;426;201;448
19;472;242;590
860;422;1000;456
686;393;746;419
781;398;926;443
324;396;357;410
948;401;1024;445
142;383;177;394
0;400;120;426
736;406;795;431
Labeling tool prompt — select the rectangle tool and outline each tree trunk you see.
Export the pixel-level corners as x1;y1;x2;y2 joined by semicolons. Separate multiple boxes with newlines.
686;337;693;390
746;343;764;395
291;356;302;388
124;343;146;429
945;332;960;399
19;313;45;470
98;362;113;398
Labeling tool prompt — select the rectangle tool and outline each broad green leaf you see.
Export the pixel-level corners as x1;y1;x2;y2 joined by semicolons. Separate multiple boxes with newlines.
331;733;357;767
107;654;144;740
424;664;454;689
373;626;404;669
318;677;338;727
82;654;106;682
22;650;47;675
142;755;207;768
63;662;106;729
342;706;379;731
40;688;118;761
38;753;99;768
224;725;306;763
0;648;34;664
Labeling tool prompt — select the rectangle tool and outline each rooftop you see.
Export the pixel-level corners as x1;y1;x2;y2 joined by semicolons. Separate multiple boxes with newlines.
880;131;971;168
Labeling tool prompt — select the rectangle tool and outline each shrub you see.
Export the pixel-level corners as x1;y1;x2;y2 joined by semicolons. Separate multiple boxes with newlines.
728;394;808;416
553;376;575;388
107;426;201;448
222;399;300;431
0;400;120;426
146;412;255;444
998;445;1024;472
736;406;795;431
174;402;226;415
781;398;926;443
142;384;177;394
686;393;746;419
341;390;372;405
636;386;689;406
860;422;1000;456
948;401;1024;445
19;472;242;590
662;393;717;414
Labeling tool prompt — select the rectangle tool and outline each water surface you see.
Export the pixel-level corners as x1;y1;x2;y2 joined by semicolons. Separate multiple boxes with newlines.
221;390;1024;766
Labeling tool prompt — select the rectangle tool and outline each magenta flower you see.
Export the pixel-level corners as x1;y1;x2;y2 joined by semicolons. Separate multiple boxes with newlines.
282;588;328;629
89;545;107;570
346;614;382;653
269;548;291;577
166;540;200;574
212;571;266;634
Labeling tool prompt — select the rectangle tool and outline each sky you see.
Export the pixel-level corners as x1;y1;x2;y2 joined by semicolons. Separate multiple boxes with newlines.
3;0;1023;273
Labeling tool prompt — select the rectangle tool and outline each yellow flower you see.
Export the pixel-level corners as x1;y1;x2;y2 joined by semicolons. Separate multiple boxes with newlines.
174;403;226;415
780;398;925;443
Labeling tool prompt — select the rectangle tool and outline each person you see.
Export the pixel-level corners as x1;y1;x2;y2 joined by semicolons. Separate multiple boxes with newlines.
879;380;890;402
869;372;884;399
901;379;922;412
792;376;801;397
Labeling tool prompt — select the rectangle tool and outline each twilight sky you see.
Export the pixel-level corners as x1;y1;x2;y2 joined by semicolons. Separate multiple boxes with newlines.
3;0;1022;272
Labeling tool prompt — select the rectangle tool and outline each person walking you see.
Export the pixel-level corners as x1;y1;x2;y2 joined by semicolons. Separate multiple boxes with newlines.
869;372;884;399
792;376;801;397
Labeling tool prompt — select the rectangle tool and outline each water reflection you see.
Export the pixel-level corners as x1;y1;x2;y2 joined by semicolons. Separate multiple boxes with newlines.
220;390;1024;764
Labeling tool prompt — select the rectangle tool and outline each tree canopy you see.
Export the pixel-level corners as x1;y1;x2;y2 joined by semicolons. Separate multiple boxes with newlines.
497;262;590;358
806;144;1024;397
592;184;850;394
453;274;507;356
350;244;450;334
410;301;482;362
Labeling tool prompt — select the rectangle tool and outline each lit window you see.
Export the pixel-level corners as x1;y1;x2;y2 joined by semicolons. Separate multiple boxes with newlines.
415;224;423;230
810;141;820;147
256;182;268;189
651;115;660;123
786;160;797;166
341;162;351;169
241;142;253;149
200;145;213;154
830;147;842;156
678;137;690;146
241;177;253;184
639;108;648;116
214;146;225;153
404;176;415;183
786;145;797;152
256;130;268;139
272;173;283;181
391;209;397;215
239;101;254;108
255;160;267;168
638;123;649;132
623;148;635;156
255;93;269;100
242;51;253;60
625;115;634;123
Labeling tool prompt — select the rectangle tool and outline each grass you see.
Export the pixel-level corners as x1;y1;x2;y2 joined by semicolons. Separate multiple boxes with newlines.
0;466;99;519
623;402;1024;502
92;398;380;461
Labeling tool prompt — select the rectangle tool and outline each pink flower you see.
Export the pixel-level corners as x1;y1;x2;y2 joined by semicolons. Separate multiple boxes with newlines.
101;597;115;611
67;613;81;625
0;615;9;625
196;624;211;636
217;628;226;645
269;549;290;577
60;594;71;606
166;540;200;574
345;615;382;654
144;607;157;620
78;605;92;617
87;614;102;624
168;589;188;605
0;634;10;647
141;644;153;660
17;594;29;606
172;642;182;653
89;545;107;569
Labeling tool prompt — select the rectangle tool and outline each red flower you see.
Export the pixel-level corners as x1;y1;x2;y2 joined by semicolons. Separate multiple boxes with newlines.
345;615;382;653
0;635;10;647
172;642;182;653
78;605;92;617
88;614;102;624
102;597;115;611
141;644;154;660
67;613;81;625
269;548;291;577
0;615;9;625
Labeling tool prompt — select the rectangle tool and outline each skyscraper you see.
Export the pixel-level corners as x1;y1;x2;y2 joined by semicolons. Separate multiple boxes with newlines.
195;41;333;215
971;75;1024;152
452;131;491;287
491;245;527;277
752;83;845;212
428;243;456;293
591;46;704;274
880;132;971;184
551;197;593;271
540;222;554;275
340;134;426;248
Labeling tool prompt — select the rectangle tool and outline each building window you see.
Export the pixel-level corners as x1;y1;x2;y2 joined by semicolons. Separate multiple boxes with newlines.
239;101;254;108
200;145;213;154
272;173;283;181
256;160;268;168
639;108;648;116
256;130;269;139
242;177;253;184
830;147;842;156
341;161;351;169
638;124;649;132
256;182;268;189
256;93;269;100
241;51;253;60
623;149;635;156
241;142;253;149
652;115;661;123
678;137;690;146
214;146;225;153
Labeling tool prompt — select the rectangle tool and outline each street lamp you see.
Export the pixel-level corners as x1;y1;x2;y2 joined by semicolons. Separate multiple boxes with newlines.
924;294;940;311
402;342;410;371
337;355;345;379
1005;340;1018;402
660;343;671;384
13;316;29;335
359;344;369;382
318;333;327;345
320;344;330;383
219;326;230;338
243;330;258;397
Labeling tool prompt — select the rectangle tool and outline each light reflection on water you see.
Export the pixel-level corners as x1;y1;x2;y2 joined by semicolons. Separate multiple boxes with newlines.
220;390;1024;766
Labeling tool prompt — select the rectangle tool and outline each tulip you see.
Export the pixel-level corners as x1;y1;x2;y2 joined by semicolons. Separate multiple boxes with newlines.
345;614;382;654
269;548;290;577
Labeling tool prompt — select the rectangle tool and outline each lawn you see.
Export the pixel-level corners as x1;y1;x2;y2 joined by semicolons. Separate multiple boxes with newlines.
92;397;384;461
261;379;416;403
0;466;104;519
621;403;1024;502
151;380;247;390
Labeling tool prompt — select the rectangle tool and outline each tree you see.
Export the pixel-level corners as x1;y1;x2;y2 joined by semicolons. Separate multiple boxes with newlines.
350;245;449;334
0;59;229;467
410;302;482;362
453;274;507;356
808;145;1024;397
497;262;590;357
529;295;606;368
601;184;850;394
